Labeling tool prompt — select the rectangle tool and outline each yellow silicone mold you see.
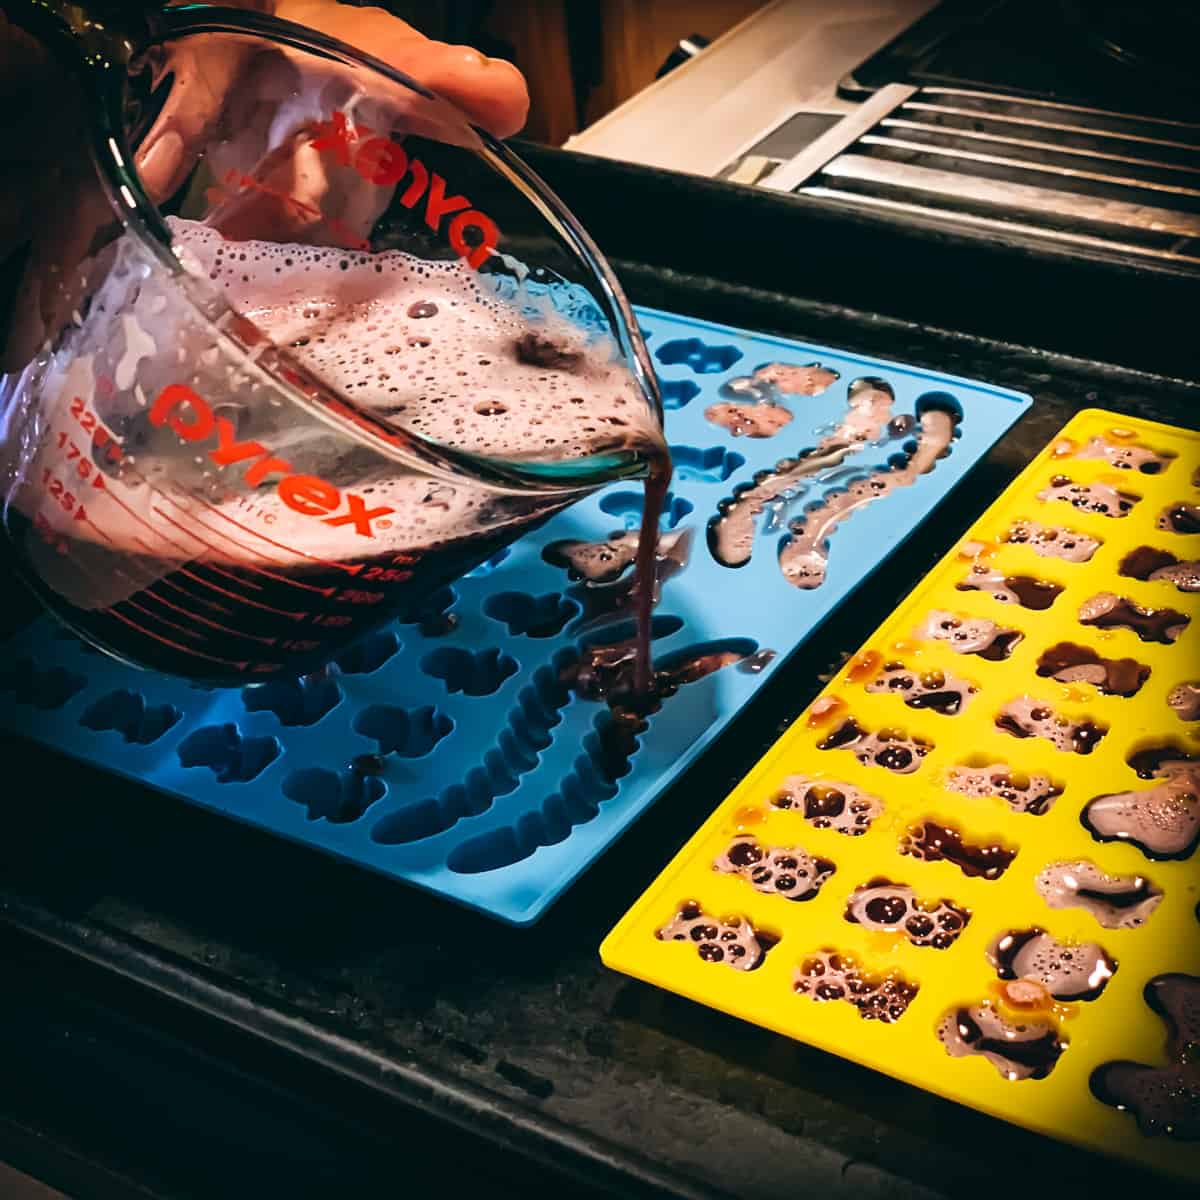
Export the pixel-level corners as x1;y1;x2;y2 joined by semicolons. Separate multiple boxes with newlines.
601;410;1200;1182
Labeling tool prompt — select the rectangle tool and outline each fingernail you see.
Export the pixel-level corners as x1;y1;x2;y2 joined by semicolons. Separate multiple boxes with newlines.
138;128;184;188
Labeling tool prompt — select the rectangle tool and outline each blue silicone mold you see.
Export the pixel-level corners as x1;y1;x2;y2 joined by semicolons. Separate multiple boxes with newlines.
0;308;1031;923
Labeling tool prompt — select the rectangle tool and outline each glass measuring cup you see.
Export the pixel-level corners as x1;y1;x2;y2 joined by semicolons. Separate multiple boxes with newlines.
0;2;667;682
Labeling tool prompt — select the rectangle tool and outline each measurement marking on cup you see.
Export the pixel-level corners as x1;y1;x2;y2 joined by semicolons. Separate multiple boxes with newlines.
123;597;206;642
182;490;365;576
105;608;251;671
176;567;307;620
141;587;279;647
156;573;233;615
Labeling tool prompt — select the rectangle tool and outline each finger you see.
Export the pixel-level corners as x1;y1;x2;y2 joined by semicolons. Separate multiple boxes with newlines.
275;2;530;138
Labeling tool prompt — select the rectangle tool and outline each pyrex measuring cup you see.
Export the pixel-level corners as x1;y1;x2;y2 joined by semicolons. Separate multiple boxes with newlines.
0;2;666;682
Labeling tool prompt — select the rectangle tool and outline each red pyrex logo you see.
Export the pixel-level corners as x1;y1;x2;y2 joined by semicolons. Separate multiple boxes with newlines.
309;112;500;270
149;384;394;537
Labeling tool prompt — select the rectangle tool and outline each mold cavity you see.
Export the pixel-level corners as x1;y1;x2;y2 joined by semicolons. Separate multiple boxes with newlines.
660;379;701;410
704;401;794;439
1036;860;1163;929
1118;546;1199;593
1035;642;1148;697
1158;501;1200;535
599;489;693;531
988;928;1115;1004
845;879;969;948
793;949;918;1022
915;609;1023;659
899;819;1017;880
80;689;180;744
1078;592;1189;643
655;338;743;374
1037;474;1138;517
282;767;386;823
465;546;512;578
1081;766;1199;861
817;717;932;774
1090;974;1200;1140
484;591;579;638
1002;519;1100;562
668;443;746;483
421;646;518;696
1053;433;1175;474
995;697;1106;755
242;674;342;726
956;566;1063;610
945;761;1063;816
1168;681;1200;721
1126;740;1198;779
372;652;574;846
714;834;835;902
863;661;978;716
353;704;453;757
177;723;280;783
0;659;86;710
333;630;401;675
655;901;776;970
771;774;883;835
938;1001;1065;1080
401;584;457;637
915;390;964;428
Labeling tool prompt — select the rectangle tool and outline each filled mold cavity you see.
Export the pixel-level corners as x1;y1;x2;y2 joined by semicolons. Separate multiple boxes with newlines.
956;564;1063;610
1052;432;1174;474
80;689;181;745
1035;641;1149;697
599;489;693;531
817;717;932;774
0;658;86;710
844;879;970;948
704;400;794;439
660;379;701;410
333;629;401;675
1126;739;1197;779
1168;681;1200;721
1090;973;1200;1140
282;767;386;824
353;704;453;757
242;674;342;727
916;610;1023;660
721;361;840;402
1036;860;1163;929
988;928;1115;1004
945;761;1063;816
714;834;835;902
899;818;1017;880
1037;474;1138;517
937;1001;1065;1080
777;398;960;590
863;660;978;716
1081;763;1199;861
669;443;746;483
656;901;777;971
1118;545;1199;593
1001;518;1100;562
994;697;1106;754
176;723;280;783
484;591;579;638
1157;501;1200;535
655;337;743;374
793;949;919;1022
771;774;884;835
421;646;518;696
1078;592;1189;644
